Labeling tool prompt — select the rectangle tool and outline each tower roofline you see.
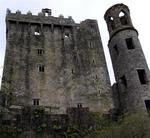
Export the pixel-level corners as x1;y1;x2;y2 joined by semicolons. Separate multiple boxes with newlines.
104;3;129;20
104;3;133;38
6;8;76;26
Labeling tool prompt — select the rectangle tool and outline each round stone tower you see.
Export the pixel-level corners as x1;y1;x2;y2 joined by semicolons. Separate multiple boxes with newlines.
104;3;150;114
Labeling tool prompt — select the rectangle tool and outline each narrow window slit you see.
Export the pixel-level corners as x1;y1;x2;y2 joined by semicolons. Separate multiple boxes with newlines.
89;41;92;48
93;59;95;63
119;11;128;25
108;16;115;30
137;69;147;84
120;75;127;87
72;69;74;74
113;44;119;55
145;100;150;115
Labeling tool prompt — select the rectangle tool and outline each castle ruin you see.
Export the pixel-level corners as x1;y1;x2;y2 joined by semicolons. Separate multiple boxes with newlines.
1;3;150;116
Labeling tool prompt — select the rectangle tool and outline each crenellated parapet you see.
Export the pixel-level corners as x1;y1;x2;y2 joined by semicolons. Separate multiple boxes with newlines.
6;8;75;27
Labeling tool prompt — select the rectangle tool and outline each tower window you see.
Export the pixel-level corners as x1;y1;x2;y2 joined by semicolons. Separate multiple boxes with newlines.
119;11;128;25
108;16;115;30
89;41;93;48
113;44;119;55
93;59;95;63
72;69;74;74
73;55;78;63
119;11;125;17
126;38;135;49
120;75;127;87
98;90;101;94
34;31;40;35
137;69;147;84
37;49;44;55
33;99;40;106
145;100;150;115
64;32;69;38
45;12;49;17
34;26;40;35
38;65;45;72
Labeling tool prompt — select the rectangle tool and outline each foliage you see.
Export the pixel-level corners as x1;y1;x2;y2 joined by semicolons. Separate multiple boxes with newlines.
86;113;150;138
0;126;22;138
0;110;150;138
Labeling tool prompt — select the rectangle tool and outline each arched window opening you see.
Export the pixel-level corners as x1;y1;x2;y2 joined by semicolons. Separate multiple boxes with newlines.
145;100;150;115
119;11;125;17
64;32;69;38
34;30;40;35
34;26;40;35
119;11;128;25
110;17;114;21
108;16;115;30
120;75;127;87
45;12;49;17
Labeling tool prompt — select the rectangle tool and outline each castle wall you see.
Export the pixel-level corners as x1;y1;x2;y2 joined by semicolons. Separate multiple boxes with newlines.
1;10;113;114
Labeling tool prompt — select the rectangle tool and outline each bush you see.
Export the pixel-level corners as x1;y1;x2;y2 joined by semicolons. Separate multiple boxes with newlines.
87;113;150;138
0;126;22;138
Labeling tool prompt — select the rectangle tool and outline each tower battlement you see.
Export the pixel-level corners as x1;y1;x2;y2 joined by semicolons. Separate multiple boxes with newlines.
6;8;75;26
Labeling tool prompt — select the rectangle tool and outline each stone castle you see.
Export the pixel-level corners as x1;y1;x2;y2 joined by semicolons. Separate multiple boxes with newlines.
1;3;150;115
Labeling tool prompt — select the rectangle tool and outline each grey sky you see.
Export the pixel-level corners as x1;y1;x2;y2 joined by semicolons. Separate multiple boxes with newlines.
0;0;150;86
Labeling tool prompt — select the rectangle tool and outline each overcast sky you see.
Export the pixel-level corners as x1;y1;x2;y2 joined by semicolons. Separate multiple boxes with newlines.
0;0;150;87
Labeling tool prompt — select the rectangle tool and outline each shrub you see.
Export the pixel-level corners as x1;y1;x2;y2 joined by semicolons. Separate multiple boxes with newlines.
87;113;150;138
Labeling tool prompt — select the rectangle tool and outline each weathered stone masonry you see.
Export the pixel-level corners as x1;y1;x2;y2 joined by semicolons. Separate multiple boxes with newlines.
1;8;113;114
1;3;150;117
105;4;150;113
